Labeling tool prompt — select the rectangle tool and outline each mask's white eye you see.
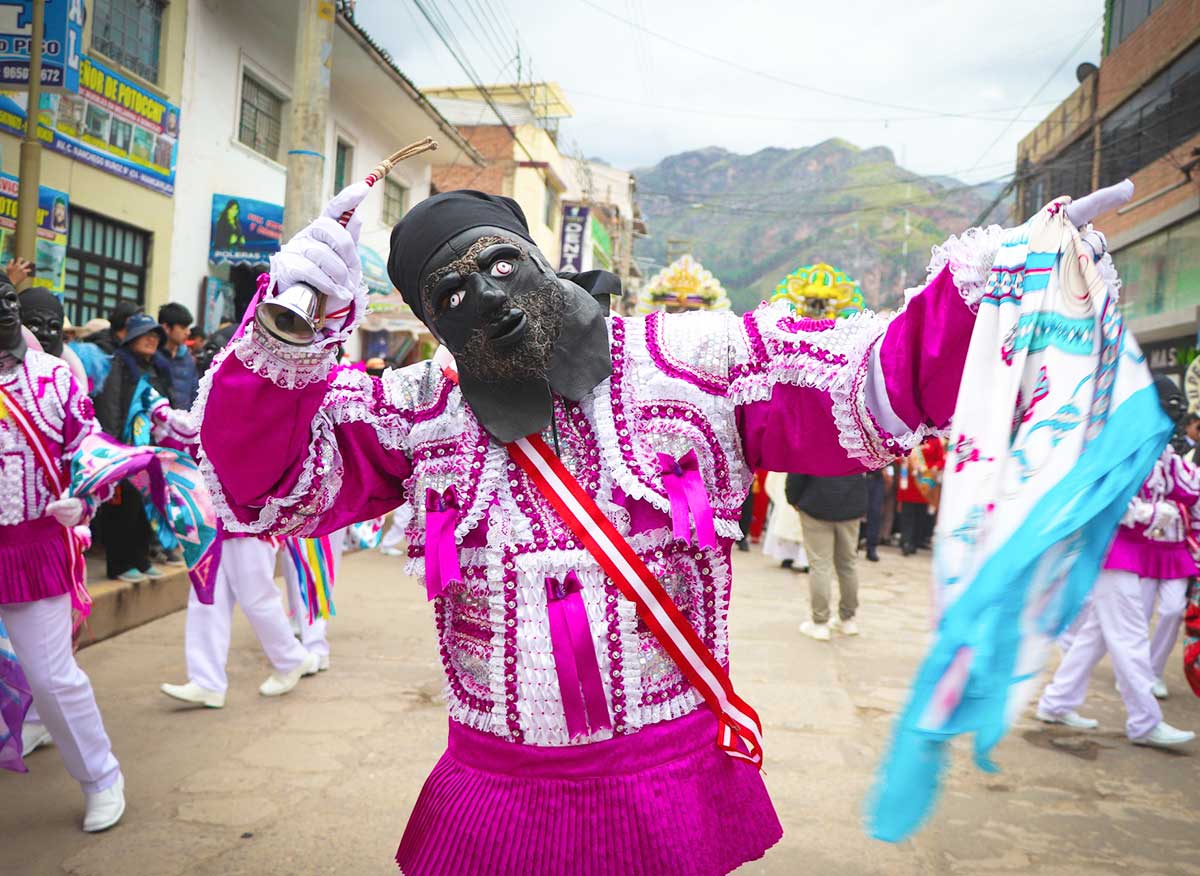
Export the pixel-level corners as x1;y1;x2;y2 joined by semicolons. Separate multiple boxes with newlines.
448;290;465;310
489;259;514;278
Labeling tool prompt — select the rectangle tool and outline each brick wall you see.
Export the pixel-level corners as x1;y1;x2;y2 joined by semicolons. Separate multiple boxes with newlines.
1094;132;1200;238
1098;0;1200;117
430;124;516;196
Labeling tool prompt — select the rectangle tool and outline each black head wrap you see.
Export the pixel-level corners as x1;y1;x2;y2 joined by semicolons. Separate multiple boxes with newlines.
18;287;63;320
387;190;535;324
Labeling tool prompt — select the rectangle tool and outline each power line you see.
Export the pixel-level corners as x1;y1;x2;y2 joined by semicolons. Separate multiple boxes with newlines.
575;0;1096;123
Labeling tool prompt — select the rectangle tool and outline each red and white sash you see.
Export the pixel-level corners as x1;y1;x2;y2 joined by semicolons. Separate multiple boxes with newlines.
508;434;764;767
0;381;90;616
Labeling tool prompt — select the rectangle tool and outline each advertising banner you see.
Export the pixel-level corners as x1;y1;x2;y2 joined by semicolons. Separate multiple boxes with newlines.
209;194;283;265
0;54;179;195
0;0;83;92
0;171;68;292
558;203;590;274
203;276;235;333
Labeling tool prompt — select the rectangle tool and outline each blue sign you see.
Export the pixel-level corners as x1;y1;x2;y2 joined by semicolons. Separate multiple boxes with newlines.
209;194;284;265
0;54;179;195
0;0;83;93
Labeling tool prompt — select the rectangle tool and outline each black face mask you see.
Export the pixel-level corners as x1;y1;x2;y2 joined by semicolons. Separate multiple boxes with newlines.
22;311;64;357
416;226;612;443
0;283;20;352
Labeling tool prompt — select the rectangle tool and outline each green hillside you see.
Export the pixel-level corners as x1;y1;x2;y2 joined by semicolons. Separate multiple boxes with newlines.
634;140;1001;312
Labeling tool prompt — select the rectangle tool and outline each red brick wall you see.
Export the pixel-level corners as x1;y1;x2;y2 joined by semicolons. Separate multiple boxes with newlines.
1098;0;1200;118
431;124;515;196
1094;132;1200;238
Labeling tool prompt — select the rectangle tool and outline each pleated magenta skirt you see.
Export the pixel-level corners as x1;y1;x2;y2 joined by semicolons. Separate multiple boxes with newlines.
396;709;782;876
0;518;72;605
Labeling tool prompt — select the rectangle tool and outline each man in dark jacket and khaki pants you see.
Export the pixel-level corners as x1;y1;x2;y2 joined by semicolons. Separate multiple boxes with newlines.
786;473;868;641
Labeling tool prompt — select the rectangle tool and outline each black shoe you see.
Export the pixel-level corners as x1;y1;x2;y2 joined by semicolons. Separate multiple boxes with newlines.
737;539;750;553
781;559;794;569
902;545;916;556
866;550;879;562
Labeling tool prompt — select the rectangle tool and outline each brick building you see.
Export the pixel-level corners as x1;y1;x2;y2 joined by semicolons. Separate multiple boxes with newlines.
1015;0;1200;391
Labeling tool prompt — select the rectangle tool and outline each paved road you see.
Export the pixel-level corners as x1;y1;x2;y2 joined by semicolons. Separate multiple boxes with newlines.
4;545;1199;875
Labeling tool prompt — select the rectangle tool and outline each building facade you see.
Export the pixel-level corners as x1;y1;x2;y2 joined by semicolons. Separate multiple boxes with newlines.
168;0;481;362
0;0;187;325
1016;0;1200;388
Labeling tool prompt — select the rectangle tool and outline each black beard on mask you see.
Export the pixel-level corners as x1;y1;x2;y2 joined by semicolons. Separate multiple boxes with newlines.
455;277;565;382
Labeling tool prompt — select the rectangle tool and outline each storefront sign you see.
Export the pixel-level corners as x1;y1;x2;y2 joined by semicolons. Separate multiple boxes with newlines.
209;194;284;265
1142;337;1199;374
203;276;235;333
0;171;68;292
0;55;179;195
558;203;590;274
0;0;83;92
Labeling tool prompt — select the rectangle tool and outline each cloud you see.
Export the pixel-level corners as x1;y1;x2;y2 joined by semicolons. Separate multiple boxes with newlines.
354;0;1102;183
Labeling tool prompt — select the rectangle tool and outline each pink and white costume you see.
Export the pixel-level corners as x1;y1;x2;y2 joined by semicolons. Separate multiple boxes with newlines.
1039;445;1200;738
197;233;992;874
0;347;121;794
281;528;345;660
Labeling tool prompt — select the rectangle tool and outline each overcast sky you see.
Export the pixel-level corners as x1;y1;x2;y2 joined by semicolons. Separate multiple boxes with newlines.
355;0;1104;184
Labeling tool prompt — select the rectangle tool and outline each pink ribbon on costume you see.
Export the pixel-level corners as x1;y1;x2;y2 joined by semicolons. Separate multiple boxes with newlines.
424;486;462;601
657;450;718;548
545;571;612;741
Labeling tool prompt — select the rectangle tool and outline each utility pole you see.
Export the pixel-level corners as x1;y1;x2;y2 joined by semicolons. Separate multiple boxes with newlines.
14;0;45;264
282;0;335;239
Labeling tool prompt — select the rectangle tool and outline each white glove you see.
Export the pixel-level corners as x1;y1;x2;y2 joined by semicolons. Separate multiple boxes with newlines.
47;497;85;528
267;182;371;336
1065;179;1133;229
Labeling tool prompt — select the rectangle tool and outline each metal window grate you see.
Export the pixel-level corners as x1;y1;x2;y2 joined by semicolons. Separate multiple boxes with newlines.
238;74;284;161
92;0;165;82
382;178;408;224
63;208;150;326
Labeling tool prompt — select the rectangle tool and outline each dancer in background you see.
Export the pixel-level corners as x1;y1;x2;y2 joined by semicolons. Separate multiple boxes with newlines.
762;471;808;572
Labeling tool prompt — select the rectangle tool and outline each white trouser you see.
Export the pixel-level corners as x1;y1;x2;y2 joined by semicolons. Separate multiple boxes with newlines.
281;530;343;659
185;538;310;693
0;595;121;793
1142;577;1189;680
1038;568;1161;739
381;514;405;552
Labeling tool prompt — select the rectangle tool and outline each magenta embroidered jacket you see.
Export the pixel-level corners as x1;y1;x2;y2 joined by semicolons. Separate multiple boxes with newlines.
1105;444;1200;581
197;231;997;747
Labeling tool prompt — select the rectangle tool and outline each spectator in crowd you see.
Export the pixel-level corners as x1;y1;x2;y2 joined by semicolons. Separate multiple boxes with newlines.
1183;412;1200;465
897;437;945;556
863;466;892;562
157;302;199;409
786;472;868;641
93;314;171;582
81;301;140;355
187;326;206;354
67;318;112;395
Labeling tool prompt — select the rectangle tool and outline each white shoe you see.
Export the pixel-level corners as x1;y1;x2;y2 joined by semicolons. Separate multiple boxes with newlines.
1035;708;1099;730
160;681;226;708
21;723;53;757
1151;678;1168;700
1132;721;1195;748
800;620;832;642
317;654;330;672
831;617;859;636
259;651;320;697
82;774;125;832
380;546;404;557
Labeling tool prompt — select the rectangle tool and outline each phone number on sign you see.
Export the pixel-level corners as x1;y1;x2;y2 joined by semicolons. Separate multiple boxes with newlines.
0;65;64;85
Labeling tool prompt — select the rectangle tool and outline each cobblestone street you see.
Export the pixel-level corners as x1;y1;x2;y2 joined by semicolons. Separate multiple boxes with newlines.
4;544;1199;875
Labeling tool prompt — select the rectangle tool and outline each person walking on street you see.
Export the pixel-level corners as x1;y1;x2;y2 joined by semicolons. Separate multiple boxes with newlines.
157;303;199;410
863;467;892;562
93;314;172;582
787;472;868;641
897;437;944;555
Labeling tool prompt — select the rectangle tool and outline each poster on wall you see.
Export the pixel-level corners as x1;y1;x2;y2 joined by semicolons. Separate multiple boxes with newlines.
558;203;590;273
0;54;179;195
209;194;283;265
203;276;235;333
0;171;68;292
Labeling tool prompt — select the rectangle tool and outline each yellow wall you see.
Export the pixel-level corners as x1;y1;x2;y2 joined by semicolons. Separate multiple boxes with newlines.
509;123;565;264
0;1;187;317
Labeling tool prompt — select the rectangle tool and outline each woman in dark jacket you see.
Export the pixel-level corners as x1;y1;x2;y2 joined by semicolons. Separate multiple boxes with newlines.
94;315;172;582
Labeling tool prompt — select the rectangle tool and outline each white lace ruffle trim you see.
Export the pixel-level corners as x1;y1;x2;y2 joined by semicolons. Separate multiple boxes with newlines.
905;224;1006;311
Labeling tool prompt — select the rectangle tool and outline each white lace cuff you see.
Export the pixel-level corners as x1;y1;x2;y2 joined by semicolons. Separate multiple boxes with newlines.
231;324;335;391
905;225;1006;310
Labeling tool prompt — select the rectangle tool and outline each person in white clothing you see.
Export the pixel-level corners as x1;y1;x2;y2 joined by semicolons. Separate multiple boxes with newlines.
281;529;344;668
160;536;320;707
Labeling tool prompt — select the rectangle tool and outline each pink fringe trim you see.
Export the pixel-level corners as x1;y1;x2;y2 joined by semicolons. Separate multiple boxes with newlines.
0;518;72;605
396;711;782;876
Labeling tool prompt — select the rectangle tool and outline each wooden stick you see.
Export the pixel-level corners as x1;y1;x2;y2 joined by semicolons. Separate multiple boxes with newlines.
338;138;440;226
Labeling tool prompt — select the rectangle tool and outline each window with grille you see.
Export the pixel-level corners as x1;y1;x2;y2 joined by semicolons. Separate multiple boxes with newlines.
63;209;150;326
1099;39;1200;187
1106;0;1167;55
382;178;408;224
238;73;284;161
92;0;166;82
335;139;354;193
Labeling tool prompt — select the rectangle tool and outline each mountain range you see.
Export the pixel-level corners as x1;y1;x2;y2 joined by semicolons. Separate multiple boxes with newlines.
633;139;1011;312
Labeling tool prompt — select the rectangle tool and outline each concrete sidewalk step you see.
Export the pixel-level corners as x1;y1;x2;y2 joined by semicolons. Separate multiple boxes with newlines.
79;554;191;648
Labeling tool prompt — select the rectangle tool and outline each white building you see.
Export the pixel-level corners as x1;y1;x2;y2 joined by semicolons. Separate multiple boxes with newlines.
168;0;482;361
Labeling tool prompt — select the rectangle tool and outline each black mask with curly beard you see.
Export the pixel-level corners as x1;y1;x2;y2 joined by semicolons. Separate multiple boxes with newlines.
415;225;612;443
